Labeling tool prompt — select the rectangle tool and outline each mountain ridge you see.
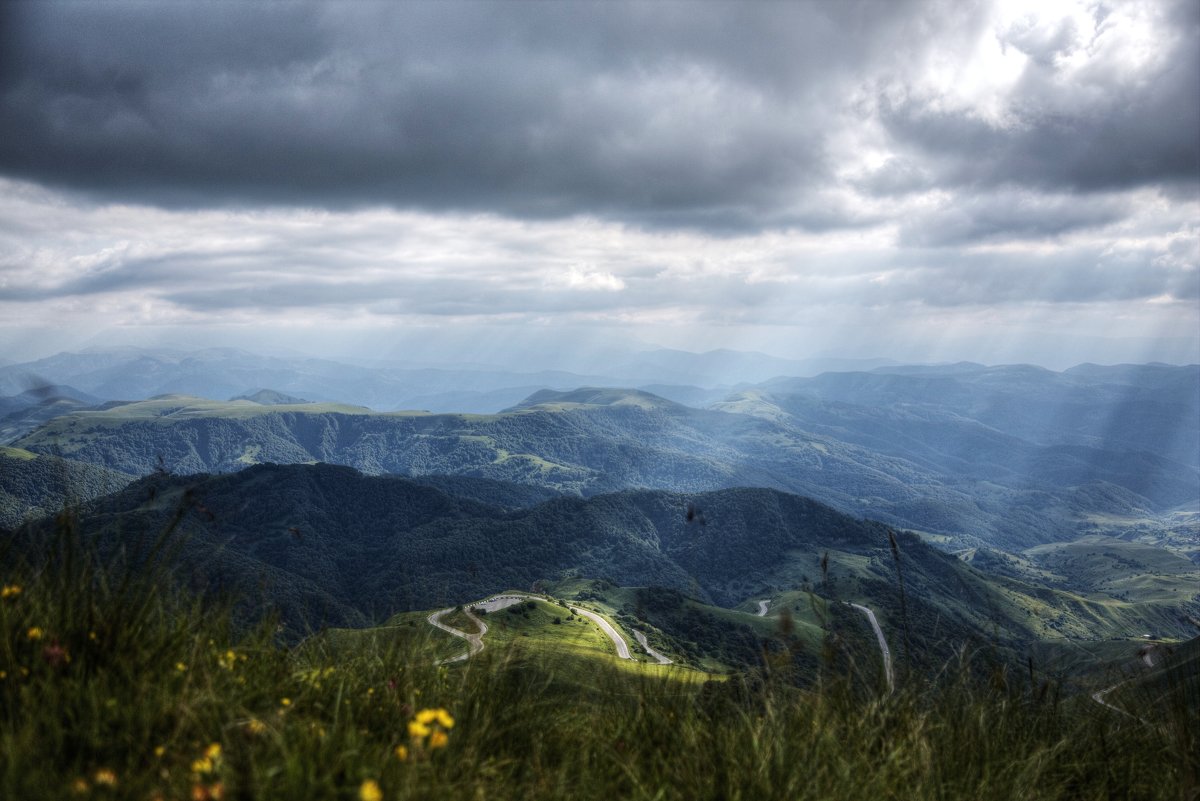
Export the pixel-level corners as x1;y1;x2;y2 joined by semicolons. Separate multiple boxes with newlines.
31;463;1195;659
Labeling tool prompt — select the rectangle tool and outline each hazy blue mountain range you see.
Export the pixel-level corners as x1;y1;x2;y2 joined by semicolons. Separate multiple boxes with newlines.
11;374;1197;553
0;346;912;415
0;346;819;413
5;349;1195;561
755;362;1200;469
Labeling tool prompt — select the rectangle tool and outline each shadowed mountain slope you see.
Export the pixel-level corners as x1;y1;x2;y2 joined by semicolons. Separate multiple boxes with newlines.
35;464;1196;650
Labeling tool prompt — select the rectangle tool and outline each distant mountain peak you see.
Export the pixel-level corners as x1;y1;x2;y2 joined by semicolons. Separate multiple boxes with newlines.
505;386;682;412
231;389;311;405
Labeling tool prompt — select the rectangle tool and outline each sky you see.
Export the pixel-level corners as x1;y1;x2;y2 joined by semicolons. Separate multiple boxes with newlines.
0;0;1197;369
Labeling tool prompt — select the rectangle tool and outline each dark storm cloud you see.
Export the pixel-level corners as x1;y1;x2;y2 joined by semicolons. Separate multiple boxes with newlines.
5;0;1194;236
0;0;929;231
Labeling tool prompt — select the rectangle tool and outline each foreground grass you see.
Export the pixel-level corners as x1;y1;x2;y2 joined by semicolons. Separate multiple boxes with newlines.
0;517;1195;800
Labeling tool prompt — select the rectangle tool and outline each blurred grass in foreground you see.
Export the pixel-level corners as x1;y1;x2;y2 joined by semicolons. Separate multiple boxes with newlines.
0;510;1195;801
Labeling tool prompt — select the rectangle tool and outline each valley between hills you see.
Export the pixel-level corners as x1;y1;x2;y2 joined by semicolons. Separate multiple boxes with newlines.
2;351;1196;689
2;348;1197;799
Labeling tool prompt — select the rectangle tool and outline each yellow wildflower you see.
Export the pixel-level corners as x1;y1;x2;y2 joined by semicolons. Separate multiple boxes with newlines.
359;779;383;801
93;768;118;786
1;585;21;599
175;662;188;672
26;626;43;641
394;744;409;761
154;745;166;757
280;697;291;707
407;708;453;751
71;778;89;794
193;740;224;775
246;718;267;735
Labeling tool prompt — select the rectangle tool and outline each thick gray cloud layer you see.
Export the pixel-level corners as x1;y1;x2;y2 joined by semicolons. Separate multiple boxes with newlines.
0;1;1196;366
2;0;1193;232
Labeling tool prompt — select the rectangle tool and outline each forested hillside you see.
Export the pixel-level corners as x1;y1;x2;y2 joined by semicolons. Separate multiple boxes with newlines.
33;463;1195;654
14;385;1197;552
0;446;132;528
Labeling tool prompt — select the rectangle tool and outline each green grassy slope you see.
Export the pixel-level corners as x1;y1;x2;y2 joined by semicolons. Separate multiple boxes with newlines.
1024;535;1200;602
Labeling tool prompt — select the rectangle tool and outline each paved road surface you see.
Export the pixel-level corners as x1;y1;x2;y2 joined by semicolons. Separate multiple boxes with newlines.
1090;683;1144;721
427;607;488;664
569;604;632;659
756;600;770;617
632;629;672;664
846;602;894;693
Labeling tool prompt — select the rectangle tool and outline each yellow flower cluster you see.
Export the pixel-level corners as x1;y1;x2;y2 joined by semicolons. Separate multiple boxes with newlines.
406;708;454;753
1;584;21;599
190;745;227;798
191;743;222;777
26;626;43;641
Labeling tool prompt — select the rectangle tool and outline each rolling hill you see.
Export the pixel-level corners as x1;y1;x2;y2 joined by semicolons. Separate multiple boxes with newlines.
0;445;133;528
32;464;1196;661
14;383;1196;553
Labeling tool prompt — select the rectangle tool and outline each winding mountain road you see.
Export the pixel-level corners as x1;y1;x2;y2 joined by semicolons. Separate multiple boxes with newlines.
428;594;634;662
846;602;894;693
756;600;770;617
566;604;632;659
428;607;488;664
632;629;672;664
1090;685;1132;716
